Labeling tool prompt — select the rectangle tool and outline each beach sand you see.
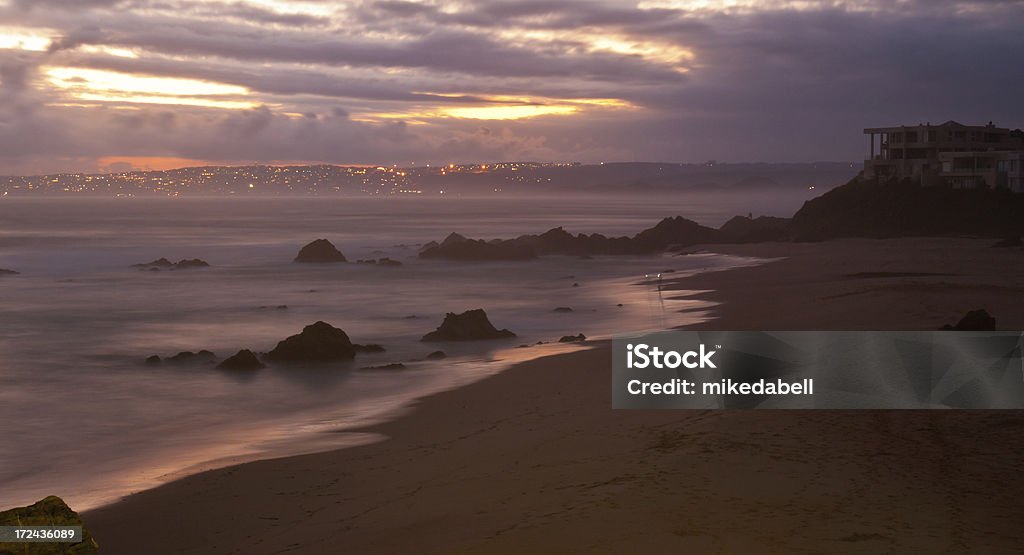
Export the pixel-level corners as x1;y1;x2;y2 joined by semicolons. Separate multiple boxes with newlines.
84;237;1024;553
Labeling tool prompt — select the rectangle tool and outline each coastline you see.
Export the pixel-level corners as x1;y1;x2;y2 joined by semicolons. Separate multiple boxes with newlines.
83;237;1024;553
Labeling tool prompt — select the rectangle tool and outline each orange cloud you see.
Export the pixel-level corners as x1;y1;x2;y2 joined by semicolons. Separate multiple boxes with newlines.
97;156;216;172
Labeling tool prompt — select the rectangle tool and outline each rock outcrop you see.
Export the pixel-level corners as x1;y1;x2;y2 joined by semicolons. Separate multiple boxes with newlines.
422;309;516;341
0;268;19;276
425;350;447;360
133;257;173;268
217;350;265;370
941;309;996;331
133;258;210;270
165;350;217;365
419;233;537;261
992;236;1023;248
792;177;1024;240
0;495;99;554
419;217;721;261
356;257;403;266
559;334;587;342
173;259;210;269
294;239;347;263
718;215;793;243
266;321;356;361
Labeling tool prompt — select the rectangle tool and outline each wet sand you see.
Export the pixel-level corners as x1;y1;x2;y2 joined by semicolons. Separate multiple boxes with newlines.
84;237;1024;553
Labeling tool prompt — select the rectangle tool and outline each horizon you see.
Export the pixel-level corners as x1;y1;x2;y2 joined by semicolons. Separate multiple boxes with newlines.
2;1;1023;175
0;158;863;178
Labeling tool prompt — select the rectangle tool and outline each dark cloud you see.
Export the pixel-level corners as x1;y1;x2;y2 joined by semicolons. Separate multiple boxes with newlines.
0;0;1022;173
12;0;126;10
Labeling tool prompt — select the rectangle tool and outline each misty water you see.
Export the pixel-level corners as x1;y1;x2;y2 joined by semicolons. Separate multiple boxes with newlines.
0;191;808;510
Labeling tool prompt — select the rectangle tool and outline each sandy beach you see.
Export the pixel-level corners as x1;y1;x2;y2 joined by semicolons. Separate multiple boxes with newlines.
83;237;1024;553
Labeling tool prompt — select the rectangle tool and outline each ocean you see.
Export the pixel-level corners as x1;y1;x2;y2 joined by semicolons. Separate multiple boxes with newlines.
0;191;806;510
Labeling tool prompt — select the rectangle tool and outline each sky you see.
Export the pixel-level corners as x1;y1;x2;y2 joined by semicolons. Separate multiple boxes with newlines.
0;0;1022;175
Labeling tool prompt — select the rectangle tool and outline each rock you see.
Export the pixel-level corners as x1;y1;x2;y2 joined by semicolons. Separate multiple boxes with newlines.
266;321;356;361
559;334;587;342
145;355;162;365
632;216;721;251
419;215;726;261
792;177;1024;239
363;363;406;370
357;257;403;266
719;215;792;242
0;268;19;275
0;495;99;554
422;309;516;341
425;350;447;360
941;309;996;331
353;343;386;353
617;303;624;307
132;257;173;268
217;349;265;370
419;232;537;261
572;282;580;287
294;239;347;263
173;259;210;269
133;258;209;270
165;350;217;365
992;236;1023;248
553;307;574;313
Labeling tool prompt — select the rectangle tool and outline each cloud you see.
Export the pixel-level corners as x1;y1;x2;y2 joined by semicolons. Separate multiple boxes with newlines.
0;0;1022;173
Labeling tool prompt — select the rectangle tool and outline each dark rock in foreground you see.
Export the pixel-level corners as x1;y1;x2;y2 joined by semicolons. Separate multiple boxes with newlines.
941;309;996;331
217;350;265;370
0;268;19;276
0;495;99;554
266;321;356;361
992;236;1023;248
294;239;347;263
559;334;587;342
422;309;516;341
425;350;447;360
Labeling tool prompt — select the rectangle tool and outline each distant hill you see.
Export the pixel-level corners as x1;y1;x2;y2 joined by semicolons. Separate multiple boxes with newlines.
0;162;857;197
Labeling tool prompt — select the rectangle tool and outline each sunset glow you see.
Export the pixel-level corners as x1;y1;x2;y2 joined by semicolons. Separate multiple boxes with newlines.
0;0;1020;174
